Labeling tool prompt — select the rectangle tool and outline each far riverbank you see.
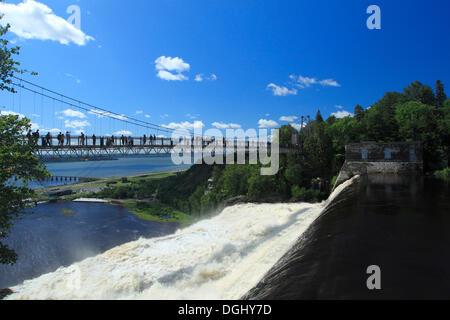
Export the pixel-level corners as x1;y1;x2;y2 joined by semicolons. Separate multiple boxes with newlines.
33;169;195;225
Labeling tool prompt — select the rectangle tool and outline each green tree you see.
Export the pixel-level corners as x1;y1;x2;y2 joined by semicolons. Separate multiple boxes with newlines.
364;92;405;141
0;115;50;264
354;104;364;121
403;81;436;105
315;110;324;123
395;101;444;171
279;124;298;146
0;8;49;265
435;80;447;107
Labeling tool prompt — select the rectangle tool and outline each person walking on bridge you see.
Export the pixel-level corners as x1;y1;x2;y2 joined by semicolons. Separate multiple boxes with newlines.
46;132;52;147
66;131;71;146
57;132;64;147
143;134;147;145
26;130;33;144
33;130;40;145
80;132;85;146
92;134;97;146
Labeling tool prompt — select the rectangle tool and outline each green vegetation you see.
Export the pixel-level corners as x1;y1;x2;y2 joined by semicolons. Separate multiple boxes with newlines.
123;201;194;225
60;209;76;216
0;9;50;265
88;80;449;223
434;168;450;183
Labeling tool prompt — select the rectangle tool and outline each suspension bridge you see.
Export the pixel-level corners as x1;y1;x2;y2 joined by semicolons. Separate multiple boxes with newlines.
2;76;312;161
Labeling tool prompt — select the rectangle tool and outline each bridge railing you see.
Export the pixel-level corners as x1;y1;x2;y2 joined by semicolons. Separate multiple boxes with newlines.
22;134;274;149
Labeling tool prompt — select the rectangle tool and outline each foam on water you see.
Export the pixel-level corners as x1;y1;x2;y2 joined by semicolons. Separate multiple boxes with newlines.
7;177;358;300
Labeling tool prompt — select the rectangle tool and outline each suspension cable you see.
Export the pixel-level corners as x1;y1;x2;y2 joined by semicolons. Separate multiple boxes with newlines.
12;76;195;136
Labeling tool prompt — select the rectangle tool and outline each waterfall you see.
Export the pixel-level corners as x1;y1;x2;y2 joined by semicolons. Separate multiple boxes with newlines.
7;177;359;300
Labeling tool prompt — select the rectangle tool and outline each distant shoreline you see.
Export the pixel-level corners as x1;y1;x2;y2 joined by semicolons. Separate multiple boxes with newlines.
33;169;191;224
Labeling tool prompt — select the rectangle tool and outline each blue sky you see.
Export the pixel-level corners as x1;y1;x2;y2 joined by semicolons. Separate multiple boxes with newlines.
0;0;449;136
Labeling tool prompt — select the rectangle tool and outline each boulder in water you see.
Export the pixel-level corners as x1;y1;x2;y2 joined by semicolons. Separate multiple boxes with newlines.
0;288;13;300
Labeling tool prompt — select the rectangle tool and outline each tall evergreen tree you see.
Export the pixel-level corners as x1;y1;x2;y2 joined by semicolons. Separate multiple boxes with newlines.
354;104;364;121
436;80;447;107
315;110;324;123
404;81;436;106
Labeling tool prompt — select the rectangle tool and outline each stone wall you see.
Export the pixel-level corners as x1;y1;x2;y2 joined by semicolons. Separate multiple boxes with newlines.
333;142;423;189
345;141;423;163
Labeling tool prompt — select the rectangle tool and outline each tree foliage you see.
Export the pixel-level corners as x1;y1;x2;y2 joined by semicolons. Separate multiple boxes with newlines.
436;80;447;107
94;79;449;219
0;6;48;265
0;115;50;264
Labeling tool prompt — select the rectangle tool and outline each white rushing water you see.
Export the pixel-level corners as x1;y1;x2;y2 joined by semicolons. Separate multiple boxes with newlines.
7;177;358;300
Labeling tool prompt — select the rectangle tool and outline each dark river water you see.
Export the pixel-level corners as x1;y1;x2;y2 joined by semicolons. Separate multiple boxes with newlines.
0;202;178;289
244;175;450;299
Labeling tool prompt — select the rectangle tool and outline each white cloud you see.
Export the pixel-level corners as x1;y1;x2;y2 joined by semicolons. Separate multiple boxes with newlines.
319;79;341;87
154;56;190;81
44;128;62;134
65;73;81;84
145;115;151;118
157;70;188;81
0;0;94;46
88;109;127;121
155;56;190;73
279;115;298;122
195;73;217;82
265;113;270;117
335;105;344;109
258;119;279;129
186;113;198;120
114;130;132;136
212;122;242;129
290;74;341;89
135;110;143;115
160;114;169;119
162;121;204;131
289;75;317;88
266;83;297;96
290;123;302;131
64;119;91;129
1;110;25;118
331;110;354;119
59;108;86;118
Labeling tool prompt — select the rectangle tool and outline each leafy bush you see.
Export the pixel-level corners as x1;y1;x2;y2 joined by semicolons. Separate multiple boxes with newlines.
291;186;321;201
434;167;450;182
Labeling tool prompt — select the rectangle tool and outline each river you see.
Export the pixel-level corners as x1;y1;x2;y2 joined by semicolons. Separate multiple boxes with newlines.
4;174;448;299
244;174;450;299
0;202;178;289
4;179;358;300
29;156;192;188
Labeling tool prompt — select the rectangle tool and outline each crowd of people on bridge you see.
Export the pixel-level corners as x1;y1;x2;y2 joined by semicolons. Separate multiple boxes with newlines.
25;130;271;149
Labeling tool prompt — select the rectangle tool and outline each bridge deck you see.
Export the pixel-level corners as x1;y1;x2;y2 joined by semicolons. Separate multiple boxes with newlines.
26;135;300;160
